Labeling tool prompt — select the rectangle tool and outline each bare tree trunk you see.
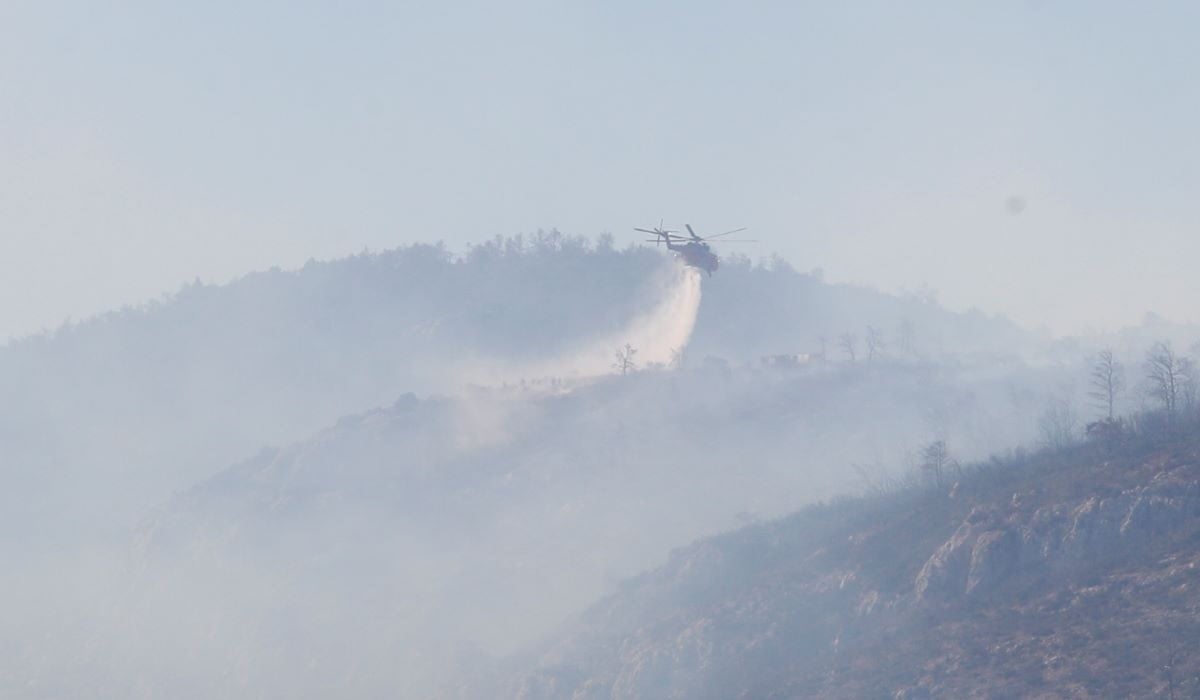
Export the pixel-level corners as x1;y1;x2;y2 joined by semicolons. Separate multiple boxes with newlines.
1088;348;1124;420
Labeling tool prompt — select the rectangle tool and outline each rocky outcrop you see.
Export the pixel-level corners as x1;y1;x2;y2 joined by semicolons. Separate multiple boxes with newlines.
609;619;715;700
965;526;1020;595
914;506;1020;600
917;476;1200;601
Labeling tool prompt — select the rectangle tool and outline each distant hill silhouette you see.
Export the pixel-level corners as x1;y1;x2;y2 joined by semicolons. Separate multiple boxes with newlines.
0;233;1034;544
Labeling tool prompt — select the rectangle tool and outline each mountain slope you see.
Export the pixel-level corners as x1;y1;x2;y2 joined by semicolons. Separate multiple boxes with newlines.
477;432;1200;699
0;235;1034;544
0;237;663;536
136;359;1051;647
0;358;1063;699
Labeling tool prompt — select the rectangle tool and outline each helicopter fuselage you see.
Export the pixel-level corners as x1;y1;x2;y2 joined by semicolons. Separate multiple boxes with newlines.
664;239;719;275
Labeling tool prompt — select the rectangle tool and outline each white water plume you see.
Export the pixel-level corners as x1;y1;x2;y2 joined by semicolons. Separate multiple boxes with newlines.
462;262;703;388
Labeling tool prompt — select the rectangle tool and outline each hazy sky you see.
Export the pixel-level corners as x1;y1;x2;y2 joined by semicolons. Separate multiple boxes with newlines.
3;1;1199;341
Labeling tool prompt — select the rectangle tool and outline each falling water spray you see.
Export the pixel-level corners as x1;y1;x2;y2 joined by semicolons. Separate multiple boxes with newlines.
461;262;703;389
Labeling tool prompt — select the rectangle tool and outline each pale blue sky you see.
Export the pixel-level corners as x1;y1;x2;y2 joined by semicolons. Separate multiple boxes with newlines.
3;1;1199;339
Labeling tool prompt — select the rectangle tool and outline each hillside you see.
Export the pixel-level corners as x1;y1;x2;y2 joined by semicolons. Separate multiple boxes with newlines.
0;236;662;540
1;357;1067;699
0;238;1060;699
471;427;1200;699
0;236;1031;546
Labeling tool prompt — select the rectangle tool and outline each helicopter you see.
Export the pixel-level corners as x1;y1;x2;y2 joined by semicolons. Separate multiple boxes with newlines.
635;221;754;276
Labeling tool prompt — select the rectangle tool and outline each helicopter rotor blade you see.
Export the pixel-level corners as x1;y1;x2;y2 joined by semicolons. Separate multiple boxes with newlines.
685;224;700;240
701;227;748;240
